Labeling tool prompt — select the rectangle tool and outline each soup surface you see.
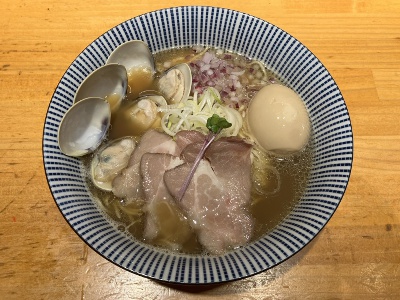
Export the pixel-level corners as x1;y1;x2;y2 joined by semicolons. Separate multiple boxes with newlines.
82;46;314;255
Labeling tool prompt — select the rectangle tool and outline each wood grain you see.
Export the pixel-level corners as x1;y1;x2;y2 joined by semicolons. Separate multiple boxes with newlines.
1;0;400;299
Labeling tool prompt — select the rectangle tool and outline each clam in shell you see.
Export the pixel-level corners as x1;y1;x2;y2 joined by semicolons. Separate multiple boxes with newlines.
91;137;136;191
106;40;155;76
74;64;128;113
58;97;111;157
158;63;192;104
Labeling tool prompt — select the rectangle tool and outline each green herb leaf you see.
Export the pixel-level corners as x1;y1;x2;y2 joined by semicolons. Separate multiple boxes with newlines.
206;114;232;134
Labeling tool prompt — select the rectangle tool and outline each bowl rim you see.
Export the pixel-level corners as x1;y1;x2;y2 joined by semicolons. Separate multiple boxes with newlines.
42;5;353;284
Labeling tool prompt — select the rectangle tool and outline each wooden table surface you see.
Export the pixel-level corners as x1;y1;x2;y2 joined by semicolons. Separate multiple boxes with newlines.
1;0;399;299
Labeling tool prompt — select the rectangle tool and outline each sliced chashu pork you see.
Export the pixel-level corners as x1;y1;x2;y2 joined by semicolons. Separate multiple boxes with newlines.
164;134;253;254
140;153;193;251
112;130;179;202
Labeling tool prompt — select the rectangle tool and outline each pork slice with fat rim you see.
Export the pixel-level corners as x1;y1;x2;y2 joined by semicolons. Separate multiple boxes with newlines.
112;130;179;202
164;137;253;254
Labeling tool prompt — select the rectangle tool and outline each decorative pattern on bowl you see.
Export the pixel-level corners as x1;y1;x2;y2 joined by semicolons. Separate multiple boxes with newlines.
43;6;353;284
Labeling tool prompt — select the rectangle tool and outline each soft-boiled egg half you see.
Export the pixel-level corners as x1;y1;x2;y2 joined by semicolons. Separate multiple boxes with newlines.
247;84;311;154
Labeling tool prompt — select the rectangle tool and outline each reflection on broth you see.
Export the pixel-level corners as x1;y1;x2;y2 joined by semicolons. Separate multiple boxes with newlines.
83;45;313;255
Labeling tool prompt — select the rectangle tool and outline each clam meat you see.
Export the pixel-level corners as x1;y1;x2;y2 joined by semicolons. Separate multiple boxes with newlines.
91;137;136;191
109;96;164;138
158;63;192;104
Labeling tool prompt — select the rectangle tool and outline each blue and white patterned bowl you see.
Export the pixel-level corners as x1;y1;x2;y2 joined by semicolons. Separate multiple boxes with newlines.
43;6;353;284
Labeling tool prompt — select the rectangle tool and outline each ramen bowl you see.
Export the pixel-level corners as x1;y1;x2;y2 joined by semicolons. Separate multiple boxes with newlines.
43;6;353;284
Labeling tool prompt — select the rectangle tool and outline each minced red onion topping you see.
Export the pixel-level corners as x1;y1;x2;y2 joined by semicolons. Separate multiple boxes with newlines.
189;50;252;108
188;48;279;109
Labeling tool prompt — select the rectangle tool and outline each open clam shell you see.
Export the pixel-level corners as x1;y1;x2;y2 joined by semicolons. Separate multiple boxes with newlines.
74;64;128;113
106;40;155;75
58;97;111;157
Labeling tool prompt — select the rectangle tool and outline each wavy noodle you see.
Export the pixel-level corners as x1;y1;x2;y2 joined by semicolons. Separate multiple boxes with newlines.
158;87;242;137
